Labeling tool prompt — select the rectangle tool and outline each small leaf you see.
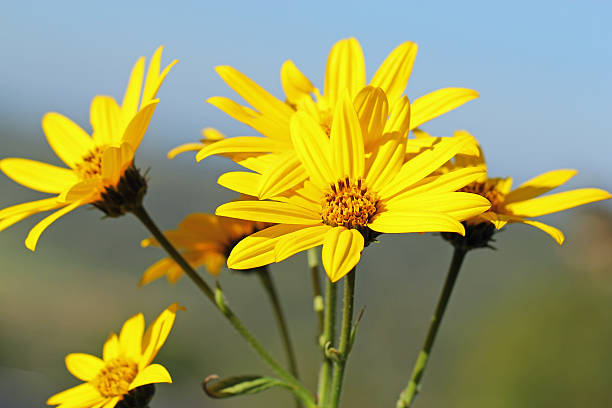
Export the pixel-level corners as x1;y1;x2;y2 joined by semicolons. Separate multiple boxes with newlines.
202;374;290;399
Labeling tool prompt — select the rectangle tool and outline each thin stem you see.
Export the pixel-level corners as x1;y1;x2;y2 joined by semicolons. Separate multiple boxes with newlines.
329;269;356;408
396;247;468;408
317;275;337;407
308;248;325;341
131;205;315;408
256;266;300;379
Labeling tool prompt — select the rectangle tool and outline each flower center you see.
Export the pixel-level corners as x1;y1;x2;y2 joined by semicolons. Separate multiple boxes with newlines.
74;146;105;180
460;181;505;212
91;358;138;398
322;177;379;229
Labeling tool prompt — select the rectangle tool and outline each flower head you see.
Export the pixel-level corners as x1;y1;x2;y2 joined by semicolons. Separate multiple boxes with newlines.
0;47;177;250
47;303;183;408
140;212;269;285
436;130;612;248
216;92;490;282
179;38;478;199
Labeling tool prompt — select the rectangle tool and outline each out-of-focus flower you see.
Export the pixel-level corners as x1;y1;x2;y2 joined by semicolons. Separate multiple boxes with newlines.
47;303;183;408
140;212;268;285
0;47;177;250
216;92;490;282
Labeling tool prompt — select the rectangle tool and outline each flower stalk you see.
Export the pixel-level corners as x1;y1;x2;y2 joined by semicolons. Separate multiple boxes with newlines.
317;275;338;406
131;205;315;407
396;247;467;408
308;248;325;341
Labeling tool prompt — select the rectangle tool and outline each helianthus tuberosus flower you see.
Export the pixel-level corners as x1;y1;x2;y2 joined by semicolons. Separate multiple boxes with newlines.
191;38;478;198
47;303;183;408
140;212;268;285
216;92;491;282
0;47;177;250
436;130;612;247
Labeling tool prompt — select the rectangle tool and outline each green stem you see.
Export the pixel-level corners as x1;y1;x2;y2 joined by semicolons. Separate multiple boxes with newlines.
308;249;324;341
131;205;315;408
256;266;301;408
329;269;356;408
317;275;337;407
396;247;468;408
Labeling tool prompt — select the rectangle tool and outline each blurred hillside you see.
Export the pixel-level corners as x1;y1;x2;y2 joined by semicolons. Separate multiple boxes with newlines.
1;121;612;408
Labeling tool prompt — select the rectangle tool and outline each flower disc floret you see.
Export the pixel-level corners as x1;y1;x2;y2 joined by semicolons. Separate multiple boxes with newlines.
322;177;379;229
92;358;138;397
460;181;505;214
74;146;105;180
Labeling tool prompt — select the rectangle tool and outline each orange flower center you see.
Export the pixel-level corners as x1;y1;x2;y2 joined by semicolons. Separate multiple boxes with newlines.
91;358;138;397
322;177;379;229
74;146;105;180
460;181;505;212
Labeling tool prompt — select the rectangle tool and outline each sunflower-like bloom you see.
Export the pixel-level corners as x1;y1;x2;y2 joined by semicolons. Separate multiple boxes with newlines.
436;130;611;246
140;212;268;285
215;92;491;282
47;303;183;408
0;47;177;250
183;38;478;199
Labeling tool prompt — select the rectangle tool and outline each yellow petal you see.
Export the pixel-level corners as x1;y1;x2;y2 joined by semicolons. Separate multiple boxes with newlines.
217;171;262;197
257;152;308;199
47;383;101;406
121;100;159;152
368;211;465;235
140;258;176;286
103;333;120;362
330;91;365;180
42;112;93;168
354;86;389;147
167;142;205;159
521;219;565;245
196;136;280;162
65;353;104;382
101;145;131;186
370;41;418;105
322;227;364;283
290;111;335;189
101;396;121;408
141;303;183;368
0;212;39;232
122;56;145;119
379;134;472;199
410;88;479;130
275;224;331;262
228;224;309;269
141;46;178;107
202;127;226;141
202;252;226;276
129;364;172;390
59;178;103;203
90;95;122;145
384;96;411;137
365;132;406;191
505;188;611;217
0;158;78;194
384;192;491;221
119;313;145;359
25;200;83;251
0;197;62;219
405;167;486;197
215;65;294;123
324;38;366;106
505;169;577;204
281;60;315;104
216;200;320;225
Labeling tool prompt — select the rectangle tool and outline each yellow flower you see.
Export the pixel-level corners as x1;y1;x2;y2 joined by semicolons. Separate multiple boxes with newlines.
189;38;478;198
216;92;491;282
439;130;611;245
47;303;183;408
0;47;177;250
140;212;269;285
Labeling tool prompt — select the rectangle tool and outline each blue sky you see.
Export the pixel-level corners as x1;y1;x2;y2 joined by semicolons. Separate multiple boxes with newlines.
1;0;611;188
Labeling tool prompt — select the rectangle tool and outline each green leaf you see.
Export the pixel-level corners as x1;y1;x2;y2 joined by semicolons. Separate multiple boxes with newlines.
202;374;290;399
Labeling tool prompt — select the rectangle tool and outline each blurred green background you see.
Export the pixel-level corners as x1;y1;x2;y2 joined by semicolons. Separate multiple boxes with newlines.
2;1;612;407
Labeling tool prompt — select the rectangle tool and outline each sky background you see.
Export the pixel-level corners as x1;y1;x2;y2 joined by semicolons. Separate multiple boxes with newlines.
1;2;612;408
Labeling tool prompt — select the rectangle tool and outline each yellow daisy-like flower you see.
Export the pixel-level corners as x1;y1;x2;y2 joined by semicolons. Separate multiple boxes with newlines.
47;303;183;408
140;212;268;285
0;46;177;250
187;38;478;199
216;92;491;282
438;130;611;245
